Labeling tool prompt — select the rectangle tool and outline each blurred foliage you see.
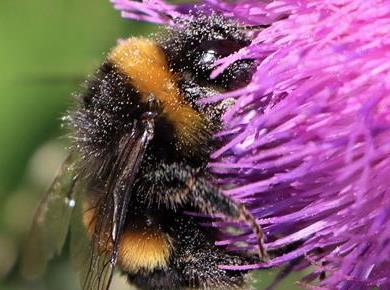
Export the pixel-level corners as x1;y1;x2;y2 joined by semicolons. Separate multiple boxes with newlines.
0;1;302;289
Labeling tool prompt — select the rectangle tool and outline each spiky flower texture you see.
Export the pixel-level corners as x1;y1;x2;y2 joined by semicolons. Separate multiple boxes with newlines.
112;0;390;289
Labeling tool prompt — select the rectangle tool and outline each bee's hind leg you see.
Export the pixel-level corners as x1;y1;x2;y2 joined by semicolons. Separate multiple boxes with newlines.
141;162;269;261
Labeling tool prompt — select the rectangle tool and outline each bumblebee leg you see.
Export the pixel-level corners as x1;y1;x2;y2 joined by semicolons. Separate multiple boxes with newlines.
141;163;269;261
185;175;269;261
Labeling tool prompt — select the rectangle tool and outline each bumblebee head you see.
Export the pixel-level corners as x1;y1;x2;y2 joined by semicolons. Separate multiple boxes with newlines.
161;14;256;90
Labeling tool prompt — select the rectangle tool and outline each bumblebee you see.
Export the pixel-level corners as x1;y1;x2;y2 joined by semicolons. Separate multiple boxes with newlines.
23;14;268;290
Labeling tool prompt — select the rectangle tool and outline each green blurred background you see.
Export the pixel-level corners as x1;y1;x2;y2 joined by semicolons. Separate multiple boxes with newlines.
0;1;302;289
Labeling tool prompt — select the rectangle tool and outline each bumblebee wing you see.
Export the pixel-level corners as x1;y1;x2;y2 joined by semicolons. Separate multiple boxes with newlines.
71;118;155;290
22;153;79;279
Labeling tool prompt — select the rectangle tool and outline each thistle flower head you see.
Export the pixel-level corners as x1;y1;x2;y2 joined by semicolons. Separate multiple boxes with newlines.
113;1;390;289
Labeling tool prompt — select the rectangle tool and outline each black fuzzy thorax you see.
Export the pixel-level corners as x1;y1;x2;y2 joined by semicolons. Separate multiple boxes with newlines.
69;57;224;210
70;62;219;171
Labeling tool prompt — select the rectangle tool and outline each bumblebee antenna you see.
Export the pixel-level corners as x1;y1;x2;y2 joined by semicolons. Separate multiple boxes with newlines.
241;15;289;31
241;24;270;31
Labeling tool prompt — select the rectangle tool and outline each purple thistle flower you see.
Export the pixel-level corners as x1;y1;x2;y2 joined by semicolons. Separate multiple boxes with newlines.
113;0;390;289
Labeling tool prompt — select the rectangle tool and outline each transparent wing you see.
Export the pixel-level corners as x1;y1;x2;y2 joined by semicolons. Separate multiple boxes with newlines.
70;117;155;290
22;153;79;279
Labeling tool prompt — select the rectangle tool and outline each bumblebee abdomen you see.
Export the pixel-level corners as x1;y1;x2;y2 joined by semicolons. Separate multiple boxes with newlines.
82;201;173;274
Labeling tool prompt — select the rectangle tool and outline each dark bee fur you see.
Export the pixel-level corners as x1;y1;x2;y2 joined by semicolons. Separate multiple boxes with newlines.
24;13;267;290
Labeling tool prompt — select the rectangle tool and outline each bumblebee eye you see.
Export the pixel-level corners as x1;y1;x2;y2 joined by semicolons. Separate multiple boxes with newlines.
192;39;254;89
192;39;246;77
197;39;245;63
202;39;246;54
196;49;218;72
